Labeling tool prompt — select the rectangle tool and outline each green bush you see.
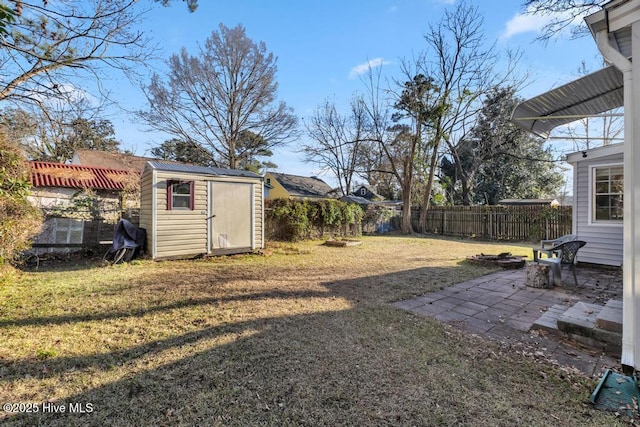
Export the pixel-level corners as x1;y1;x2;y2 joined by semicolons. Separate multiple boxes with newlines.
0;131;43;265
266;199;363;242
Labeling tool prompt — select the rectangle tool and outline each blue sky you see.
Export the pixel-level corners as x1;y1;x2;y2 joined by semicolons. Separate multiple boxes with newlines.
106;0;604;182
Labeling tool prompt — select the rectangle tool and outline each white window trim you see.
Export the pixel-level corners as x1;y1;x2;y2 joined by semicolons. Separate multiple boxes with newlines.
588;162;624;227
54;217;84;244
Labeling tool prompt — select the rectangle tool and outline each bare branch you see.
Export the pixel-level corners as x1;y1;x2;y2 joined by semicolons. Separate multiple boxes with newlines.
521;0;606;42
0;1;155;109
137;24;298;170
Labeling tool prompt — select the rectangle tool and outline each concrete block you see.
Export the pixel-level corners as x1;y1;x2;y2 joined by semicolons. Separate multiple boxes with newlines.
557;301;601;334
596;299;623;333
531;304;567;335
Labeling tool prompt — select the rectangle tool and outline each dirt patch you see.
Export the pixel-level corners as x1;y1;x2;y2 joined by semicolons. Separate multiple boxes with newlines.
323;239;363;247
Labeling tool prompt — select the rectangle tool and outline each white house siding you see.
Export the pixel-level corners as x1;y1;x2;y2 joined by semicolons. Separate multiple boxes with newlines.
572;149;624;266
154;171;208;259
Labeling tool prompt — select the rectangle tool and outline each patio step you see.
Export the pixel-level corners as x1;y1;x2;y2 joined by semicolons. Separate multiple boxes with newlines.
531;304;567;336
595;299;623;333
531;300;622;356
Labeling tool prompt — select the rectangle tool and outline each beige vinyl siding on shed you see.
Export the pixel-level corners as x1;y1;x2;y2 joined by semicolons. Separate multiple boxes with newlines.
139;168;154;254
155;171;208;259
254;183;263;248
140;162;265;260
573;152;624;266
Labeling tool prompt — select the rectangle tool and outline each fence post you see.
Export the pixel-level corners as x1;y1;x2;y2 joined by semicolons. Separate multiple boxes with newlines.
443;211;447;235
489;212;493;239
545;217;549;240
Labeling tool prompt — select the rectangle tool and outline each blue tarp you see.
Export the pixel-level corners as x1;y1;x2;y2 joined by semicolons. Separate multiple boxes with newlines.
109;219;146;256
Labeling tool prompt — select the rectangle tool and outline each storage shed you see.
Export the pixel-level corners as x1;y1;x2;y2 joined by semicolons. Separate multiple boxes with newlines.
140;161;264;260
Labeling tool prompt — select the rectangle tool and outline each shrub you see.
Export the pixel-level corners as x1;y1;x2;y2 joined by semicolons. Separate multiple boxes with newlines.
266;199;363;241
0;130;43;265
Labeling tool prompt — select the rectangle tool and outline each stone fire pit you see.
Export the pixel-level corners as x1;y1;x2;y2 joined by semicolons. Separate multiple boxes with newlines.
466;252;526;269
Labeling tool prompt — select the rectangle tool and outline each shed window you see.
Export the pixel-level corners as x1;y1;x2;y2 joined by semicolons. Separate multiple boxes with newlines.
167;180;194;210
593;165;623;222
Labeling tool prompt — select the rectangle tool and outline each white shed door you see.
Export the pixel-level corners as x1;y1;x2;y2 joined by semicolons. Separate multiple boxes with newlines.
209;181;253;250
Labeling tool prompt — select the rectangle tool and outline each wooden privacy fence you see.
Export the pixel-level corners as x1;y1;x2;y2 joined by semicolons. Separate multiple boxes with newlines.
411;205;572;242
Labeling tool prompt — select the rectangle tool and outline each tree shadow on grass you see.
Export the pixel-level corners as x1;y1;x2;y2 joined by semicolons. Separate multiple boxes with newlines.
0;289;333;328
0;265;622;427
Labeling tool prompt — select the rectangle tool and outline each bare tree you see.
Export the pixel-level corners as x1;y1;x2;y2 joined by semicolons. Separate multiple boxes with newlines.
2;93;121;162
415;2;520;222
521;0;606;42
302;96;369;196
137;24;298;170
387;73;446;234
0;1;161;109
358;65;425;233
356;65;435;234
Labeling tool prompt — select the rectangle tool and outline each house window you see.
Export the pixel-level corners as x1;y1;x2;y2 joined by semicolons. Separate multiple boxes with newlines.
167;180;194;210
52;217;84;244
593;165;623;222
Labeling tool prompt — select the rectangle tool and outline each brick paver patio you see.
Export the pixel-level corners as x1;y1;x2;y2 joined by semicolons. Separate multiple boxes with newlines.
394;266;623;377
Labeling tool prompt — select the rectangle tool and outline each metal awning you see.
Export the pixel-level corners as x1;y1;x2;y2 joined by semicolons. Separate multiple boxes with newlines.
511;65;624;138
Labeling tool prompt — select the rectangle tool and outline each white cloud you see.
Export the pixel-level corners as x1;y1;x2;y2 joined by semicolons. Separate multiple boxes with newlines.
500;9;584;41
348;58;391;79
500;13;552;40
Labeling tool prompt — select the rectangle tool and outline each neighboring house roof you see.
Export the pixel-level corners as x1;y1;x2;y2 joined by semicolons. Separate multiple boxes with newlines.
375;200;403;208
29;161;137;191
267;172;332;198
72;149;154;172
72;149;187;174
340;195;374;205
144;161;262;178
352;184;384;200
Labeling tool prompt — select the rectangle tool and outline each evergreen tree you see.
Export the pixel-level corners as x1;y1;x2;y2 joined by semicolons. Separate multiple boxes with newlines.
441;86;564;204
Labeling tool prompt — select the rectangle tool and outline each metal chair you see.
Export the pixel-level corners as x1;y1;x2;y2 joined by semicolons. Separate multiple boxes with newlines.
538;240;587;286
532;234;577;262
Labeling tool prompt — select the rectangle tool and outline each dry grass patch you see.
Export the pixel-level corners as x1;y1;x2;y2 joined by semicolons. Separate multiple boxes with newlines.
0;235;625;426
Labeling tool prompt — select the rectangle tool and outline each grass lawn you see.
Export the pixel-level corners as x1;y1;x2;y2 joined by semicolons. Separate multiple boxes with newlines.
0;235;626;426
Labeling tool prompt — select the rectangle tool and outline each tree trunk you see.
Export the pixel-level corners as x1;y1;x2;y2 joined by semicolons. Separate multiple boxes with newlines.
401;189;413;234
418;141;440;233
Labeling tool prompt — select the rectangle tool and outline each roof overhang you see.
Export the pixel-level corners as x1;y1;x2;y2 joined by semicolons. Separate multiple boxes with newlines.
511;65;624;138
565;141;624;164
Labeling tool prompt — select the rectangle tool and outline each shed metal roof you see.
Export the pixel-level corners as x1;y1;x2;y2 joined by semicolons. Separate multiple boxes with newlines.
511;65;624;138
145;161;262;179
29;161;137;190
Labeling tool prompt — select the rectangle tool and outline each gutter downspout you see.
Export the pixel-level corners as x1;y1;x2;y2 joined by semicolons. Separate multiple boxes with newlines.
592;26;637;371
